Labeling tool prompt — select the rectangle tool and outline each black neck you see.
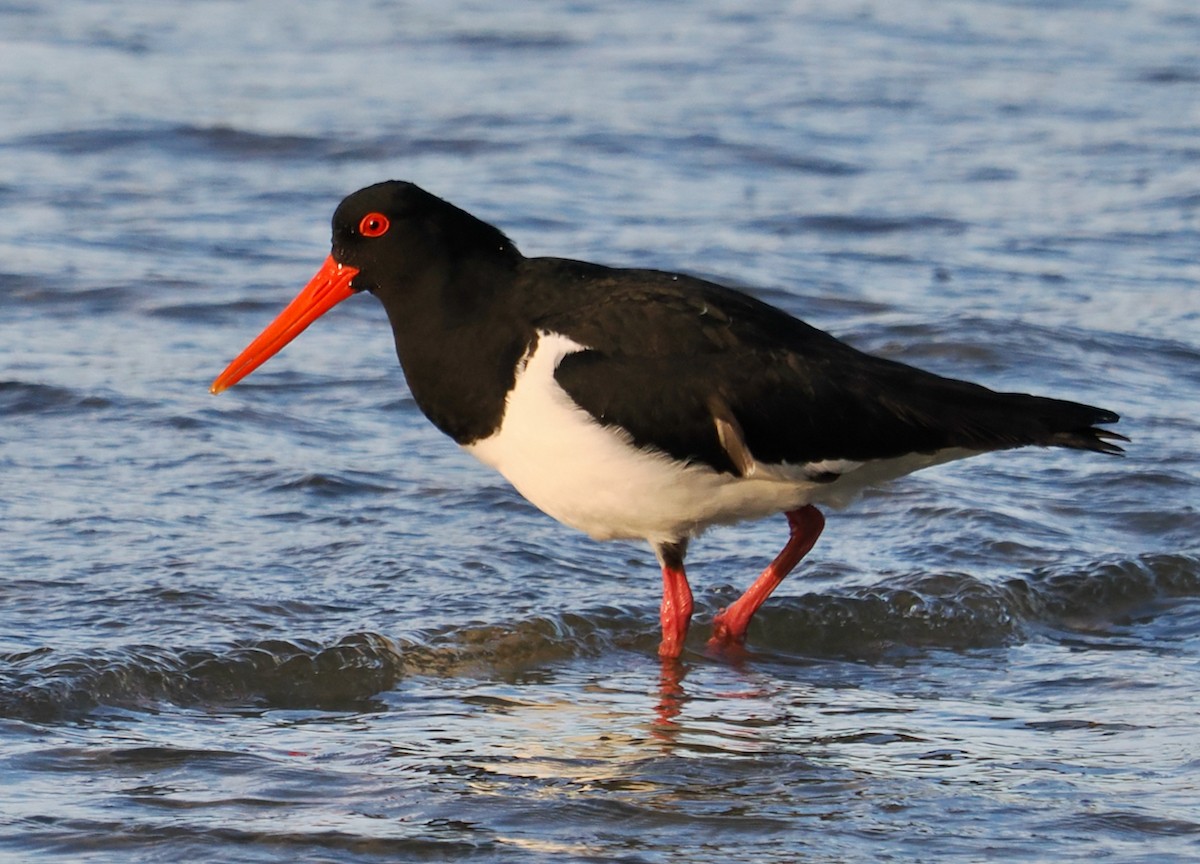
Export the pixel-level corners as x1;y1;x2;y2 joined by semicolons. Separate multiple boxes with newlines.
373;251;531;445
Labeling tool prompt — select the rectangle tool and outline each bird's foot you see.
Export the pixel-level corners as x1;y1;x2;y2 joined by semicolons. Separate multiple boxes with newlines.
657;635;687;660
704;611;751;660
708;610;741;645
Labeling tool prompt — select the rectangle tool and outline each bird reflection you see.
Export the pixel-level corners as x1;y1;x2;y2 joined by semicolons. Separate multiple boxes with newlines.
652;658;691;737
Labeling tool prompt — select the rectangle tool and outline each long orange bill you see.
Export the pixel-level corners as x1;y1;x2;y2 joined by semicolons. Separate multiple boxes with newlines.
210;255;360;394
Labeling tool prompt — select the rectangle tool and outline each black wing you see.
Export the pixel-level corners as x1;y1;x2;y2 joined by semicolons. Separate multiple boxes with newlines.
531;260;1124;475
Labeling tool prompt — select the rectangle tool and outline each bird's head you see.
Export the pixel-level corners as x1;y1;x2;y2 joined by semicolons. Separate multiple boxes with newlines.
210;180;515;394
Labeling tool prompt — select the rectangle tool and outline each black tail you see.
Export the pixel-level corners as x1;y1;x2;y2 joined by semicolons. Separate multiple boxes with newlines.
971;392;1127;456
860;364;1131;459
1027;400;1127;455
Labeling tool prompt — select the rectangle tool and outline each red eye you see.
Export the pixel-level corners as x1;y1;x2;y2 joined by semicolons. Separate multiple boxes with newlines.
359;212;390;237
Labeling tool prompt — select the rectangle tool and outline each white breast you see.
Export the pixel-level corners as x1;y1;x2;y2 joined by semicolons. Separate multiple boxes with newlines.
465;331;976;544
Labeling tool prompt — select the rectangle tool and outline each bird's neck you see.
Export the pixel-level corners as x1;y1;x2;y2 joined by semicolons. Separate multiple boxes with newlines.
375;260;532;445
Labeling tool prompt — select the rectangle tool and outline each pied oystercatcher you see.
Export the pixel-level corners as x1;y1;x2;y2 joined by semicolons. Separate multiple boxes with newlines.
212;181;1126;659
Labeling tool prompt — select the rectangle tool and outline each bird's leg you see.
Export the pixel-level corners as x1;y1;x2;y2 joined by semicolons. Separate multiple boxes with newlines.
709;505;825;650
655;539;693;660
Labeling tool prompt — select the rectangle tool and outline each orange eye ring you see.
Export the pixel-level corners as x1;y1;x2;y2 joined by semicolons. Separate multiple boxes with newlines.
359;212;390;237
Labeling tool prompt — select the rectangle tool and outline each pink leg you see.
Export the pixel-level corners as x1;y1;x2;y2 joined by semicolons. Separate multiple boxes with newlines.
709;506;825;650
656;542;694;659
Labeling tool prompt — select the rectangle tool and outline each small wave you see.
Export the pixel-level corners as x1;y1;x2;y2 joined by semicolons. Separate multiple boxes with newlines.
17;124;511;164
753;552;1200;657
1014;553;1200;625
1;272;100;305
750;213;968;236
0;381;113;415
451;30;576;51
1055;809;1200;838
269;472;397;498
19;125;328;160
0;611;638;722
2;555;1193;720
143;300;237;324
681;133;863;175
567;130;861;176
409;606;645;677
1135;67;1200;85
749;572;1023;656
0;633;406;722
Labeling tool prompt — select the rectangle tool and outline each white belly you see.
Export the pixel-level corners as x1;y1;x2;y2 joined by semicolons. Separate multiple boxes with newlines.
465;332;974;544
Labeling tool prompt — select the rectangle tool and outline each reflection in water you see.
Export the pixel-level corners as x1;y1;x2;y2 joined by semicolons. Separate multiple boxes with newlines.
653;645;755;741
653;658;689;736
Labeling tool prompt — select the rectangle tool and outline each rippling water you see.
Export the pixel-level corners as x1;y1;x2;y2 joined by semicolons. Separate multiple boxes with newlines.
2;1;1199;861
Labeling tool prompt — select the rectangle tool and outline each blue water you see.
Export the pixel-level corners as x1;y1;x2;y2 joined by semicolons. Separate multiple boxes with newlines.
2;1;1199;861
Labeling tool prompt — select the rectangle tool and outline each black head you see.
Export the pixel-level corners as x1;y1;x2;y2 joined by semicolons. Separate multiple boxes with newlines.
211;181;522;397
330;181;520;298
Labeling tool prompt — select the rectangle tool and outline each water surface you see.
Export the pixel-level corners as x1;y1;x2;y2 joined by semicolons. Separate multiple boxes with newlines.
2;1;1198;861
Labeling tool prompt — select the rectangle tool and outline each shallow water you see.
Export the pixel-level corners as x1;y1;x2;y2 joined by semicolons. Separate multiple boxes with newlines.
2;1;1199;861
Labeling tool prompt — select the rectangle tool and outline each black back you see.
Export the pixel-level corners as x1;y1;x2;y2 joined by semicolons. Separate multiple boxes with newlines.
527;259;1123;472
